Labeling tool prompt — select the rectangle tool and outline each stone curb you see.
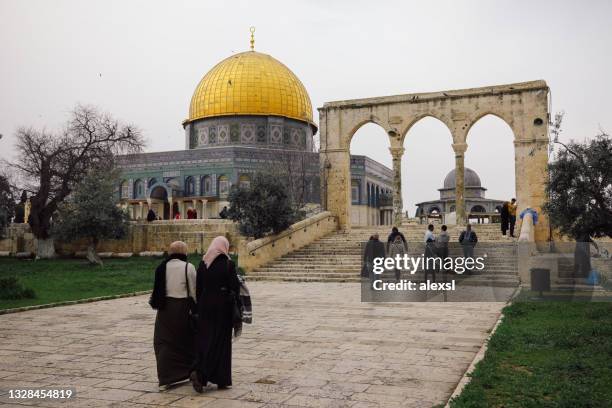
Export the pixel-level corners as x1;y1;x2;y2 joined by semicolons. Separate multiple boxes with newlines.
0;290;152;315
444;286;521;407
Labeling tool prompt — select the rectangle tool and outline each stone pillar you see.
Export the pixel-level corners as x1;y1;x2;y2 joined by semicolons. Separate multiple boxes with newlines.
514;139;550;243
168;197;173;220
389;147;405;227
452;143;468;225
179;200;186;219
201;199;208;218
138;202;144;220
320;149;351;230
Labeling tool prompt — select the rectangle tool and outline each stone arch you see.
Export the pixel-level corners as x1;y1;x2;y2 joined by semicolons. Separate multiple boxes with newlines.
464;111;517;143
465;113;517;213
346;119;394;149
400;113;454;144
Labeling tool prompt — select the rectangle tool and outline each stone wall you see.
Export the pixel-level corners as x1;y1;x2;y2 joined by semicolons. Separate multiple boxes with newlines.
0;224;36;255
0;220;244;257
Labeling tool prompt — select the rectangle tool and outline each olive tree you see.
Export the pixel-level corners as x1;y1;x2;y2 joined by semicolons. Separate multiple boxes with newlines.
544;114;612;239
53;166;129;265
12;105;144;258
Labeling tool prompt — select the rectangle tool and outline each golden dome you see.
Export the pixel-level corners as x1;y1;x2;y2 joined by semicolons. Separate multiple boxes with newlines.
187;51;315;127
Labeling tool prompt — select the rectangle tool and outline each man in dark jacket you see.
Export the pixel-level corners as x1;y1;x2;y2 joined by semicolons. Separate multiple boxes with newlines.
147;208;157;222
459;224;478;272
363;234;386;286
387;227;407;252
500;202;510;237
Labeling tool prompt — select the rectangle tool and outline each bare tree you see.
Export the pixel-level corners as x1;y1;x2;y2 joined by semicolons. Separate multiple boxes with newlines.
11;105;144;258
270;150;319;214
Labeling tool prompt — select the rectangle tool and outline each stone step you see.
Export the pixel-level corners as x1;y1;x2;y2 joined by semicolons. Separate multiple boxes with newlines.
249;227;519;285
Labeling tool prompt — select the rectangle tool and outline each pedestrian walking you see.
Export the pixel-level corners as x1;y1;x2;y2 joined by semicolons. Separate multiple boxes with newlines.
508;198;517;238
500;201;510;237
149;241;197;389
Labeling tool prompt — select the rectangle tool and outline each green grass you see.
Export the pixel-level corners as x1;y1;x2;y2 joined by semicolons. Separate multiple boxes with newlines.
450;301;612;408
0;254;204;310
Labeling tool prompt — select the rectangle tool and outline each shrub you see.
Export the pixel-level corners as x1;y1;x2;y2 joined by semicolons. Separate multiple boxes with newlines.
227;173;302;238
0;277;36;300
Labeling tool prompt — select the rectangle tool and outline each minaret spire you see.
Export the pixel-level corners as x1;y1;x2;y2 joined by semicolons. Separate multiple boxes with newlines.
250;26;255;51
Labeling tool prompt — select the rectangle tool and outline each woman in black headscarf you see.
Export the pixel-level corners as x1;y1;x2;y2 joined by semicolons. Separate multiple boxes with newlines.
190;236;241;392
149;241;197;389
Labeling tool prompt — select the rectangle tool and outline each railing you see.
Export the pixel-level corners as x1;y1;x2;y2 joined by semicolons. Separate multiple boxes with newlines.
246;211;335;254
240;211;338;272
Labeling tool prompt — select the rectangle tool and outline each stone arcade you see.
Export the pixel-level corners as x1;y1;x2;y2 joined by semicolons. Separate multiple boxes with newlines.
318;80;550;241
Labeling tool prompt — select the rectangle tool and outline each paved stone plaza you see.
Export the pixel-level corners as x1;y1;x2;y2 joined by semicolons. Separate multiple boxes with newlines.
0;283;505;407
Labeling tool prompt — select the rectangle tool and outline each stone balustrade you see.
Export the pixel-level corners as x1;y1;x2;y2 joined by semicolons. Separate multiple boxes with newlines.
239;211;337;272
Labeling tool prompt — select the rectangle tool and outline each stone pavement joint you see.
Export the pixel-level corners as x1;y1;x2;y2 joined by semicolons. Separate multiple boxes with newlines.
0;282;504;407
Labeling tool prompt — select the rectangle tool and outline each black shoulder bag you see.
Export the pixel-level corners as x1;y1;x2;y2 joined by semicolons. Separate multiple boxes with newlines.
227;258;243;325
184;263;198;334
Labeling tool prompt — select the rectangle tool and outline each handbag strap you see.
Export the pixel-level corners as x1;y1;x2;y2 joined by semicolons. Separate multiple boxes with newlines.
184;262;191;299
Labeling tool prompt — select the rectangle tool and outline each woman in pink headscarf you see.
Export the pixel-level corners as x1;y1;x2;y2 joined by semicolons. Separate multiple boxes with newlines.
190;236;240;392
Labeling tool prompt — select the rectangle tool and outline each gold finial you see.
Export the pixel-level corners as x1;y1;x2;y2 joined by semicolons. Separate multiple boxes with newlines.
249;26;255;51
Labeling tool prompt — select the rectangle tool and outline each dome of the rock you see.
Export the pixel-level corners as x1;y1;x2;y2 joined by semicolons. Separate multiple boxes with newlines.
186;51;314;128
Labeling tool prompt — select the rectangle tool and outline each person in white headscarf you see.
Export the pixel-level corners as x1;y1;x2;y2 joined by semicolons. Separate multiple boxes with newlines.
149;241;197;389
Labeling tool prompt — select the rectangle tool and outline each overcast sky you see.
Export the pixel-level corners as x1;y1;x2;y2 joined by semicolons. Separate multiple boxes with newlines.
1;0;611;214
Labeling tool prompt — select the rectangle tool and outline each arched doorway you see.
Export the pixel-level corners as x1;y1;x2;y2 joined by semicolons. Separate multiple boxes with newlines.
466;114;516;211
150;185;169;220
402;116;454;218
348;122;392;226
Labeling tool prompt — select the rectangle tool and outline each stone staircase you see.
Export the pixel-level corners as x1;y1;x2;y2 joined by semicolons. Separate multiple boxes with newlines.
248;224;519;287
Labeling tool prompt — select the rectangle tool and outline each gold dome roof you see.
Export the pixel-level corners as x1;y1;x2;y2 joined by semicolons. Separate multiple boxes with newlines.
187;51;315;127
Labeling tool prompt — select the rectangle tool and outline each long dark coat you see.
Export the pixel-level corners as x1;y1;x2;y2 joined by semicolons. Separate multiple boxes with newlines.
151;254;196;387
194;256;241;387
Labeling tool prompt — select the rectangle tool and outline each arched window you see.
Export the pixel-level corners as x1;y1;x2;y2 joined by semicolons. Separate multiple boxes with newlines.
133;179;144;199
149;178;157;187
201;176;212;195
429;206;441;215
494;205;502;213
218;175;230;197
120;180;129;199
375;186;380;208
239;174;251;189
471;205;486;213
449;205;456;213
185;176;195;196
351;180;360;204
